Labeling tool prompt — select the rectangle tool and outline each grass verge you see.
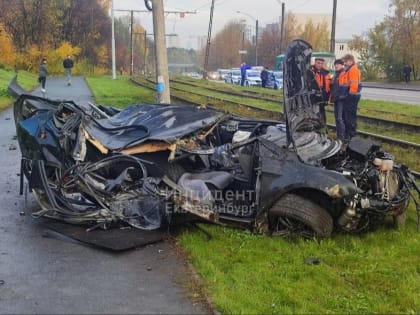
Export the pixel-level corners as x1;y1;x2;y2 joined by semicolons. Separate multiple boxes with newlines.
178;210;420;314
85;75;155;107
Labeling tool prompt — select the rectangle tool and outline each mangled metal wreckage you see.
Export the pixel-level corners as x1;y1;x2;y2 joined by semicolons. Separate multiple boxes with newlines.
12;39;419;238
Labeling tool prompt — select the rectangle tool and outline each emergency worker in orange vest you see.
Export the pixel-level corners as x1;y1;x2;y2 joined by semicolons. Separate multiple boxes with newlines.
310;57;332;125
330;59;347;141
341;54;362;141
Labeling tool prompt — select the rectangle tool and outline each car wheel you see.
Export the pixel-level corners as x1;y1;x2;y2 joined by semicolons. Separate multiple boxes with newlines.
268;193;333;238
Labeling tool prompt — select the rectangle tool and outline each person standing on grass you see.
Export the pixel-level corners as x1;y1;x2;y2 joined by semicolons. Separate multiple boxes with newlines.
260;66;269;88
63;55;74;86
38;58;48;94
330;59;347;141
310;57;332;125
342;53;362;142
240;62;251;86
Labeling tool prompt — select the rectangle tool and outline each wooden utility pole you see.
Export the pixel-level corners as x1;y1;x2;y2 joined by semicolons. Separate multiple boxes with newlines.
152;0;170;104
130;10;134;76
330;0;337;54
203;0;215;80
111;0;116;79
280;2;285;53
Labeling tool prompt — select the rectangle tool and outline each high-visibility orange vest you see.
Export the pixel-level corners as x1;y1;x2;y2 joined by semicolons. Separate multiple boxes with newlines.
312;66;332;94
344;63;362;94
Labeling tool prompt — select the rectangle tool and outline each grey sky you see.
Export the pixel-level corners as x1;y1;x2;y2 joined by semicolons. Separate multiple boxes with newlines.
114;0;391;48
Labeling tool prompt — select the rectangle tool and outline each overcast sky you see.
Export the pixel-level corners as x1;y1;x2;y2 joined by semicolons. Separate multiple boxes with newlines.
114;0;392;49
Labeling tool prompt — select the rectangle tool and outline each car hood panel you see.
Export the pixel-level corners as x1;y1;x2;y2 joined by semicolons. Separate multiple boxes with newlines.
85;104;225;150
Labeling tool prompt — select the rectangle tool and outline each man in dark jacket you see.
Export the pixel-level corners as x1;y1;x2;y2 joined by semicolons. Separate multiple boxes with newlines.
403;64;411;83
330;59;347;141
260;67;269;88
63;55;74;86
310;57;331;125
38;58;48;95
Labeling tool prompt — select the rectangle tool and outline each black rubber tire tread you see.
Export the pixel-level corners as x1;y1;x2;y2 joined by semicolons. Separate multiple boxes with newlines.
269;193;333;238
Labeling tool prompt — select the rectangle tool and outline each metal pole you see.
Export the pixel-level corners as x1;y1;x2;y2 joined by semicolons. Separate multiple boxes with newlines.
255;19;258;65
280;2;285;53
144;31;147;76
203;0;215;80
111;0;116;79
152;0;170;103
130;10;134;76
330;0;337;54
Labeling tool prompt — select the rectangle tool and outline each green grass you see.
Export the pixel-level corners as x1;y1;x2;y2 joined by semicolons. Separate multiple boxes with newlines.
359;99;420;118
85;75;420;314
178;209;420;314
85;75;155;107
0;68;38;110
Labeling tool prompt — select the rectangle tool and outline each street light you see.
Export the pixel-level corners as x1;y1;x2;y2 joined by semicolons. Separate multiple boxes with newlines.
237;11;259;66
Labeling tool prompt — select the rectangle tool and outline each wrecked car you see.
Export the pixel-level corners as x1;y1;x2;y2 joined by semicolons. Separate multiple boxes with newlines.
11;39;419;238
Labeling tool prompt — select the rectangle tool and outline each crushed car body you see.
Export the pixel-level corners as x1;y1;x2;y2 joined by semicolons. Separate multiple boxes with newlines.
11;39;420;238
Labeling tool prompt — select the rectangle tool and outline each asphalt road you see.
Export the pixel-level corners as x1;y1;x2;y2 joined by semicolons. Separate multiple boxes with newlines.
361;87;420;105
0;76;208;314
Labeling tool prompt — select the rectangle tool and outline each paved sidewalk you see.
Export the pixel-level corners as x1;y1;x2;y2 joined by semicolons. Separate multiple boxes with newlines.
0;76;209;314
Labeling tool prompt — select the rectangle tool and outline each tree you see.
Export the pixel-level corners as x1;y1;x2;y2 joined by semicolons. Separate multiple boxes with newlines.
0;24;15;66
348;35;381;80
258;25;282;68
0;0;111;73
297;19;329;51
349;0;420;81
202;20;252;70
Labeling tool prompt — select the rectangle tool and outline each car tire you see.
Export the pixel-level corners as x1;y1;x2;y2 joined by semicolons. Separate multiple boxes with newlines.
268;193;333;238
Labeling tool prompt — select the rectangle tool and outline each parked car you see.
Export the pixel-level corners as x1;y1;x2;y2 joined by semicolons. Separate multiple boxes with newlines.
224;68;241;85
244;70;262;87
217;69;231;81
10;39;419;238
207;71;220;80
266;71;283;89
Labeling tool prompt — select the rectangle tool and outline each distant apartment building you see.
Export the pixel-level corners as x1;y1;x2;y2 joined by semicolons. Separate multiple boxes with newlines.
196;35;208;51
335;39;360;62
166;34;180;48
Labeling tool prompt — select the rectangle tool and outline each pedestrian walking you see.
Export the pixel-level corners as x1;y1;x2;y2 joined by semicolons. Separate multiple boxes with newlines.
403;64;411;83
342;54;362;142
63;55;74;86
330;59;347;141
310;57;331;125
38;58;48;95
